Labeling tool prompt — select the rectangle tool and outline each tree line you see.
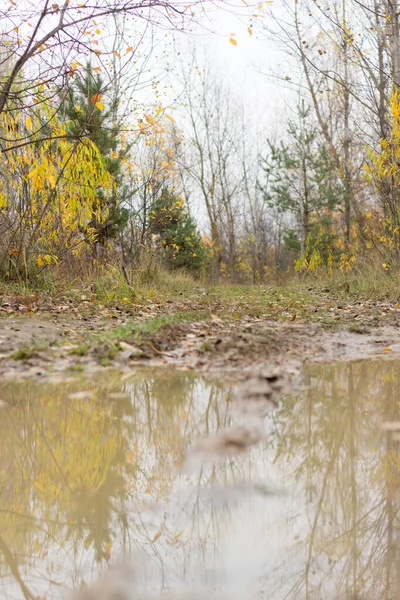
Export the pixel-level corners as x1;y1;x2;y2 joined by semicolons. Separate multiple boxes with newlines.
1;0;400;283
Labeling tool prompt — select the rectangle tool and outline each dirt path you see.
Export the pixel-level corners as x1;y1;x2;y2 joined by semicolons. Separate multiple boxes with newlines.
2;297;400;379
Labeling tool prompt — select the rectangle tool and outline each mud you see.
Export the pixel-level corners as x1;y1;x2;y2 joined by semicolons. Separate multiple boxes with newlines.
1;310;400;380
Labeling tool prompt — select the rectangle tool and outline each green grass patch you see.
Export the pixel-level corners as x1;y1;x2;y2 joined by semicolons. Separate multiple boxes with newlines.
68;343;89;356
10;340;48;361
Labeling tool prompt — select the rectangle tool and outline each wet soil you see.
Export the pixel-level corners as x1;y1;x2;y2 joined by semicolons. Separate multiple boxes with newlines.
2;290;400;379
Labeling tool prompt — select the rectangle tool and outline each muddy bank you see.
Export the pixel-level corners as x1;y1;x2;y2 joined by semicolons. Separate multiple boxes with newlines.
1;310;400;380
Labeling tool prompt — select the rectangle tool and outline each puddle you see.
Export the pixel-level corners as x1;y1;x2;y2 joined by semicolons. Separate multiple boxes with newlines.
0;361;400;599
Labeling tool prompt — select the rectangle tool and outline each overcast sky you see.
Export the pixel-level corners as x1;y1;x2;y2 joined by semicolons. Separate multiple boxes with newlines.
122;0;299;140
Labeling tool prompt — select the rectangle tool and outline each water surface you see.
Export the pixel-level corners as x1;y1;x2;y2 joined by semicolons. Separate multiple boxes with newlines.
0;361;399;599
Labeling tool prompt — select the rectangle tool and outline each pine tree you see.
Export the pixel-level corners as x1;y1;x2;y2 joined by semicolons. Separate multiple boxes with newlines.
260;102;345;264
64;65;128;246
149;188;205;271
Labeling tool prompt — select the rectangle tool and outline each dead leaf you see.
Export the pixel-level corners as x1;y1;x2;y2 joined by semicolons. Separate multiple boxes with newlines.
68;390;95;400
119;341;143;358
382;421;400;431
90;93;102;104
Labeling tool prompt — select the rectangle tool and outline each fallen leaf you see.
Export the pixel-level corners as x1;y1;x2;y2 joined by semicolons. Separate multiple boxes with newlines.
229;37;237;46
382;421;400;431
119;341;143;358
68;390;95;400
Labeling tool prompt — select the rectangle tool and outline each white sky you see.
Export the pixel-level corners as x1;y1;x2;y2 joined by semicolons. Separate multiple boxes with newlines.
129;1;298;140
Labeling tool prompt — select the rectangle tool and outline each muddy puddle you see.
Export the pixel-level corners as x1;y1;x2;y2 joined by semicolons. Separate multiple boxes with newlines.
1;360;400;599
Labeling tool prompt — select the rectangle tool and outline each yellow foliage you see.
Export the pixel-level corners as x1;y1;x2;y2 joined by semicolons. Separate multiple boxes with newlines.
0;104;112;260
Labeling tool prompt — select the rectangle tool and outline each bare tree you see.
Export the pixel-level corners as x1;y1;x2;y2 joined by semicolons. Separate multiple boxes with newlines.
178;55;246;280
0;0;222;151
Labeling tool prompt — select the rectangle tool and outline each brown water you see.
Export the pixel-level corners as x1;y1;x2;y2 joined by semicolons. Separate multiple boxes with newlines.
0;361;400;600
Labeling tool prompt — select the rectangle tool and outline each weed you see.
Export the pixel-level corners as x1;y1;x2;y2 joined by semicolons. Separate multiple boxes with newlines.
10;341;48;360
11;347;34;360
70;362;84;372
69;344;89;357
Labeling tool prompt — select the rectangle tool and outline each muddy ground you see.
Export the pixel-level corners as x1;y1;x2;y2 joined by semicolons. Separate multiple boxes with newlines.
2;287;400;379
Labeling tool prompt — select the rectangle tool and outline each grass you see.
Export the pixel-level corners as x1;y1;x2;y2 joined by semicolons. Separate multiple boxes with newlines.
11;347;35;361
3;257;400;332
0;257;196;308
69;343;89;356
97;311;206;348
11;341;48;361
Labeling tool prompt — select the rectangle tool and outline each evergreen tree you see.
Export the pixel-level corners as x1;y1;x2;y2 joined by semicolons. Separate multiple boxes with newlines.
64;65;128;245
149;188;205;271
259;102;345;264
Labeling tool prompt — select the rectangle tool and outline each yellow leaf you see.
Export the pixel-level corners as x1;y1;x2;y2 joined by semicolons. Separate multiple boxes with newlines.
93;67;102;72
165;114;175;123
95;28;101;34
383;347;392;353
229;38;237;46
37;256;45;267
91;93;101;103
258;2;262;8
126;47;133;52
248;27;253;35
112;51;121;58
33;481;45;493
26;115;32;130
96;101;104;110
70;61;82;71
152;531;162;543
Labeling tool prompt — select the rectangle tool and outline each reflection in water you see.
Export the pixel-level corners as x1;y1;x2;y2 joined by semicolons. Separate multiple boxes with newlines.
0;362;400;599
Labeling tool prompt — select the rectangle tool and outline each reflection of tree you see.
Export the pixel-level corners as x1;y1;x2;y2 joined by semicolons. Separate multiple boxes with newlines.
0;375;135;598
0;371;236;599
4;362;400;600
270;360;400;600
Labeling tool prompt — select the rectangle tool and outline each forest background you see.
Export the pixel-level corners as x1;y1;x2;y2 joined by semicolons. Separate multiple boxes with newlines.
1;0;400;302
